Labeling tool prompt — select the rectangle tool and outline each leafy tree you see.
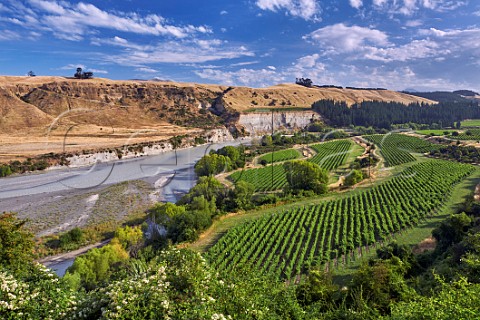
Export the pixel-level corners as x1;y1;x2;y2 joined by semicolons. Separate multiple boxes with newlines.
179;176;227;209
261;135;273;147
295;77;313;87
74;67;82;79
0;213;34;273
59;227;85;250
215;145;244;168
194;154;232;177
149;202;186;225
230;181;255;210
432;212;472;251
66;238;129;290
114;225;143;250
296;270;338;308
283;160;329;195
344;169;363;186
351;257;415;314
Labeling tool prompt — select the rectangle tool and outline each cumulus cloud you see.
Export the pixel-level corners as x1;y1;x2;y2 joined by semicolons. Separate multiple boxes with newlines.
304;23;389;53
93;37;254;65
349;0;363;9
256;0;321;21
195;68;285;87
1;0;211;41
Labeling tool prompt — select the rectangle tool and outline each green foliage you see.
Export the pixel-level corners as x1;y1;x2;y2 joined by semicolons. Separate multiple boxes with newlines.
180;176;227;209
0;165;12;177
389;277;480;320
284;160;329;195
296;270;338;308
228;140;351;192
344;169;363;186
194;153;232;177
0;213;34;274
229;181;255;210
114;225;143;250
432;212;472;252
150;202;186;225
261;135;273;146
215;145;245;169
58;227;85;250
66;238;129;290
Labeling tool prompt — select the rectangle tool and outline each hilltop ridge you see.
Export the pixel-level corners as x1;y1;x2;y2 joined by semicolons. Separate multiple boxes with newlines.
0;76;434;161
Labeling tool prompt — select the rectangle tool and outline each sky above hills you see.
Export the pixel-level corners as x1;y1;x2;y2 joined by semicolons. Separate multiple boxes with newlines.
0;0;479;91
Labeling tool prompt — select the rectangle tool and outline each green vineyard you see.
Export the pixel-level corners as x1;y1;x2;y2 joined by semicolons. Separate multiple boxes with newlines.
259;149;301;164
228;140;354;192
228;165;288;192
365;133;436;166
207;160;475;280
453;129;480;140
308;140;353;170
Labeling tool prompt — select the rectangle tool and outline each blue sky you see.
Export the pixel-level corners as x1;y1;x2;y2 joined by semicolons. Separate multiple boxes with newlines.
0;0;479;91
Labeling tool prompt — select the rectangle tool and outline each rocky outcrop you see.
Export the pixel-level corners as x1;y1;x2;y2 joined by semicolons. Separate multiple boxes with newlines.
238;111;321;135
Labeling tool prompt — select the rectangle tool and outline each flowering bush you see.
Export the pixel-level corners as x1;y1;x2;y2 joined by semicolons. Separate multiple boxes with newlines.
0;263;81;319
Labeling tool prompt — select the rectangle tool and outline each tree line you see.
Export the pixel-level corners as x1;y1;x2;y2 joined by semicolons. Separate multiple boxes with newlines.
312;99;480;129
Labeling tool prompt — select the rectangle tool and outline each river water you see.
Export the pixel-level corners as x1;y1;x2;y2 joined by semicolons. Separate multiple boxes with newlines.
0;139;249;276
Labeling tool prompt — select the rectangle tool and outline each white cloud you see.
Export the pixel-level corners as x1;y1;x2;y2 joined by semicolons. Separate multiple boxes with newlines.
304;23;389;53
267;66;276;70
372;0;467;15
405;20;423;27
3;0;211;41
220;10;228;15
0;30;20;41
349;0;363;9
89;68;108;74
363;39;439;62
59;64;86;70
229;61;260;67
94;37;254;65
135;67;158;73
256;0;321;21
195;68;285;87
474;10;480;16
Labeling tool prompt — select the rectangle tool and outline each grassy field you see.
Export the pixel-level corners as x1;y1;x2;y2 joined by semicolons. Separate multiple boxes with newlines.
416;129;457;136
461;119;480;127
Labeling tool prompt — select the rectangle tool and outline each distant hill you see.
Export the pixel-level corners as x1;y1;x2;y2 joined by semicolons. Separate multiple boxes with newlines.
404;90;480;104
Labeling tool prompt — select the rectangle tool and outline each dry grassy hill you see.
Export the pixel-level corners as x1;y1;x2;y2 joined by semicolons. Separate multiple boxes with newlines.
220;83;434;111
0;76;434;162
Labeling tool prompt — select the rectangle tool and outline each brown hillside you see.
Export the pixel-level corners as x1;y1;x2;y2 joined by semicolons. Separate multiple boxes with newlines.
0;76;435;161
221;83;435;111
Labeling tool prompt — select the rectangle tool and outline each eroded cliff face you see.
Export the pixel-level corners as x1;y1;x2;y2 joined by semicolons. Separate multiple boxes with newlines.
238;111;322;135
9;80;226;129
